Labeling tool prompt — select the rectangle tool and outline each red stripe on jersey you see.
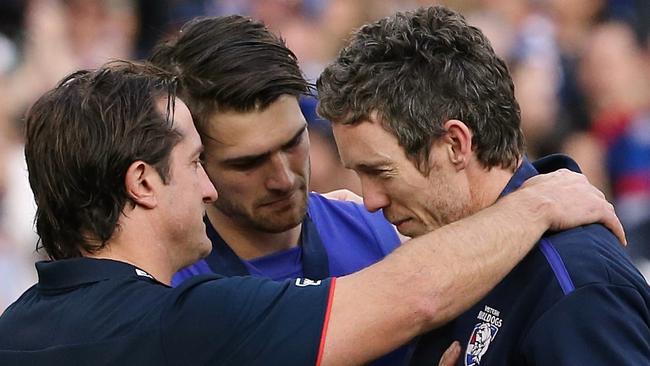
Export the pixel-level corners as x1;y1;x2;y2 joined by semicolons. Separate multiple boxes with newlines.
316;277;337;366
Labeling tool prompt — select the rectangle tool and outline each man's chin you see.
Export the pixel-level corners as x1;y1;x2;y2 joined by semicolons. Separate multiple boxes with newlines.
254;214;303;233
395;222;428;238
253;197;307;232
197;239;213;259
398;229;419;238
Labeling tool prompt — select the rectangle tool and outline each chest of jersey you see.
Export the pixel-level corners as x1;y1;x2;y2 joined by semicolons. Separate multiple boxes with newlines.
411;247;563;366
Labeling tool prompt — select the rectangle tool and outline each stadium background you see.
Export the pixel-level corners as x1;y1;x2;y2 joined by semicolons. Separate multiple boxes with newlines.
0;0;648;312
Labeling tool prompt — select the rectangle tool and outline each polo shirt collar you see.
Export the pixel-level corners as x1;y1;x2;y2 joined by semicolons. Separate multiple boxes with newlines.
204;211;330;279
499;157;539;198
499;154;582;198
36;258;158;290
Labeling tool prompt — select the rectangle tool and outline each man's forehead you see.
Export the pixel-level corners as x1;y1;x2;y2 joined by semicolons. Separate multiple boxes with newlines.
333;121;401;168
169;99;200;137
200;102;307;158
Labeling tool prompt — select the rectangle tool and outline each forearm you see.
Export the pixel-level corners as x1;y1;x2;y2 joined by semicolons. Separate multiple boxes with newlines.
322;188;551;365
401;189;552;326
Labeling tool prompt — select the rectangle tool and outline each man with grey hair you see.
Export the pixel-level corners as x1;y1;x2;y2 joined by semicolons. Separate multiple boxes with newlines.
317;5;649;365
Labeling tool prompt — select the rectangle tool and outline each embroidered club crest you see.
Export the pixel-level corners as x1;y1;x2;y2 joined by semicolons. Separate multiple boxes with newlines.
465;306;503;366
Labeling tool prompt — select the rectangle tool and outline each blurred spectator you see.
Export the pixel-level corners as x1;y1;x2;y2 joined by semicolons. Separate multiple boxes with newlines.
5;0;137;120
0;80;40;311
0;0;24;75
579;21;650;229
578;21;650;276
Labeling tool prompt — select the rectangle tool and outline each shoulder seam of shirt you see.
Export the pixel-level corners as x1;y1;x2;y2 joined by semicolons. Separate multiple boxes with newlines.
539;238;576;295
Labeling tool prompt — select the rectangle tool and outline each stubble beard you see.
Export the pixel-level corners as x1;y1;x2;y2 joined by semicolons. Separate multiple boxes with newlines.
214;185;309;234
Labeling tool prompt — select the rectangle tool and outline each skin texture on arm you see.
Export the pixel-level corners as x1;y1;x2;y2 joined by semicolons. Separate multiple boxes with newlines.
320;169;624;366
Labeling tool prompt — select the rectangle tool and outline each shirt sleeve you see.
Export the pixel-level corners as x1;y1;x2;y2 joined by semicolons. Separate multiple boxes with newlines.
161;275;335;366
522;283;650;365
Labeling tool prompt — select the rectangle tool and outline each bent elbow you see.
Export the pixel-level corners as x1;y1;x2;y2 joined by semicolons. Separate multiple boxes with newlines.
412;291;447;334
411;279;461;333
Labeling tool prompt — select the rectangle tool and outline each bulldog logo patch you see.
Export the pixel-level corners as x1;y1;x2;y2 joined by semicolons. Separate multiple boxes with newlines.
465;305;503;366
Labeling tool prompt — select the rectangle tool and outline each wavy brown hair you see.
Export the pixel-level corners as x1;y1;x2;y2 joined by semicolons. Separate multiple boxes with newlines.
150;15;309;134
25;61;182;259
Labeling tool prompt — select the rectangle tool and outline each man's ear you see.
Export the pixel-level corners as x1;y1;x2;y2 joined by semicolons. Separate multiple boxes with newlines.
442;119;473;171
124;161;159;209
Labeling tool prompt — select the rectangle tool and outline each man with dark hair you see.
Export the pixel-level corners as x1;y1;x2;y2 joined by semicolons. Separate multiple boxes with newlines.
149;19;408;359
150;16;401;293
27;64;188;262
148;17;416;364
0;60;624;365
317;6;650;365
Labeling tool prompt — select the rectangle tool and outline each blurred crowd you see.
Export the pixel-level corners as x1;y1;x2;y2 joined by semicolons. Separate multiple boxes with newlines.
0;0;648;311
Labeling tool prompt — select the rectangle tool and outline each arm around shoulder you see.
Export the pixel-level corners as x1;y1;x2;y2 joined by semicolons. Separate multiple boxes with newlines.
319;170;624;366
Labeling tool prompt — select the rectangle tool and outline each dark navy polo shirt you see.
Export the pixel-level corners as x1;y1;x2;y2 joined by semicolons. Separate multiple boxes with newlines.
410;155;650;365
0;258;334;365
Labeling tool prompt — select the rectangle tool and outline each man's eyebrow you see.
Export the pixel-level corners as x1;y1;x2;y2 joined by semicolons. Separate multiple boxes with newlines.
281;125;307;148
221;125;306;166
348;161;393;171
222;151;270;167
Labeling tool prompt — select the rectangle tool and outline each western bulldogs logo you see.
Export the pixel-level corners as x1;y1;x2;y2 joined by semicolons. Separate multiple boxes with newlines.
465;306;503;366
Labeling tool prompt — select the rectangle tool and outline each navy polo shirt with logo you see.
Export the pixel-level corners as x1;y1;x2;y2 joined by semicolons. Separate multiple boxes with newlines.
0;258;334;365
410;155;650;366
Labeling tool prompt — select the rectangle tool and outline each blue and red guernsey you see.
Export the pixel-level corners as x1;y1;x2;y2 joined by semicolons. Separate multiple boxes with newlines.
173;192;401;283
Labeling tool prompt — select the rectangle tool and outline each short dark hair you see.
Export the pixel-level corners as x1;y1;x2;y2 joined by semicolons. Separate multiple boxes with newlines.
25;61;182;260
150;15;309;133
317;6;524;172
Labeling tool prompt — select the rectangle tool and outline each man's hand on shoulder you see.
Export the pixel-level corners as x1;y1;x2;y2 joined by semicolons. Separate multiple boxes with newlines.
511;169;626;244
